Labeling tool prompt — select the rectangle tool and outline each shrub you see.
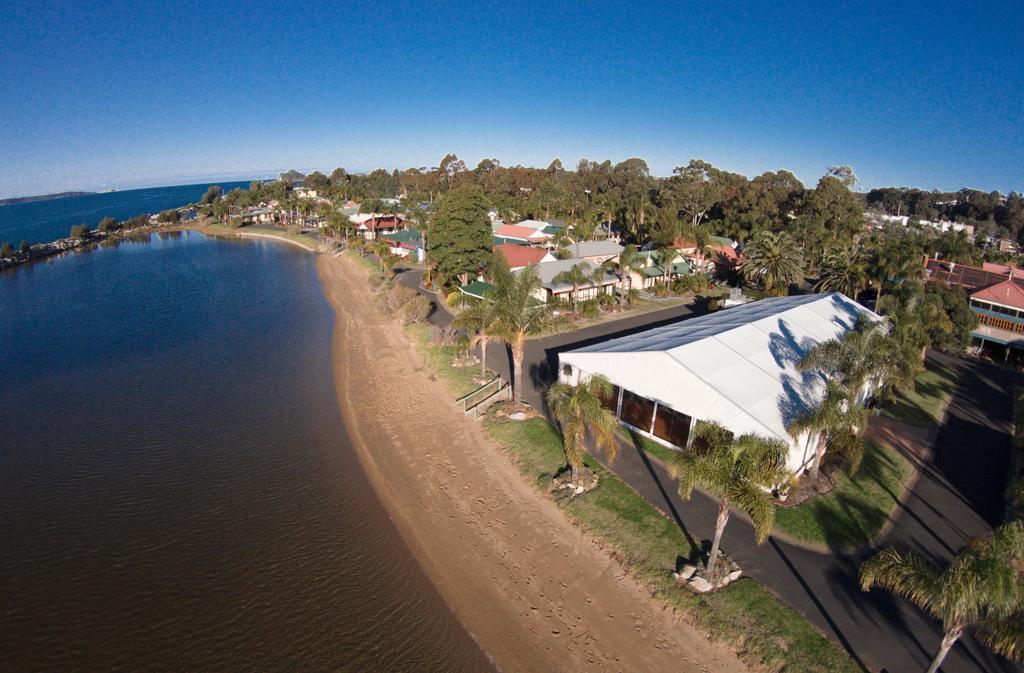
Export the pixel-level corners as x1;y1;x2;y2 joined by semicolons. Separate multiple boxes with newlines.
366;270;385;288
580;299;601;319
627;288;641;304
157;209;180;223
446;291;464;307
401;295;432;324
386;285;418;313
430;325;458;346
598;291;616;306
0;242;13;258
97;217;118;234
18;240;31;253
454;334;471;356
69;224;90;240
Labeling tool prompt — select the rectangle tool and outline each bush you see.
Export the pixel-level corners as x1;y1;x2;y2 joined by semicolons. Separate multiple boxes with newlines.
401;295;432;324
18;240;31;253
430;325;458;346
0;242;13;258
69;224;90;240
598;291;617;306
367;270;385;288
97;217;118;234
386;285;418;313
157;209;180;223
454;334;471;356
446;291;464;307
580;299;601;319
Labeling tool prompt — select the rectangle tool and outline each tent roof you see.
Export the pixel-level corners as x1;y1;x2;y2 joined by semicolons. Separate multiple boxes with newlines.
560;293;878;453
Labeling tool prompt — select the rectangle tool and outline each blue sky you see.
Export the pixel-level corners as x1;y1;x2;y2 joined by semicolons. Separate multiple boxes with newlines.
1;0;1021;198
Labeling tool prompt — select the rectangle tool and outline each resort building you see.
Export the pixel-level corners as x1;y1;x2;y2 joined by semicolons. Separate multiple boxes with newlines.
968;280;1024;359
558;293;879;473
522;258;618;305
924;256;1024;360
563;240;624;265
495;243;555;270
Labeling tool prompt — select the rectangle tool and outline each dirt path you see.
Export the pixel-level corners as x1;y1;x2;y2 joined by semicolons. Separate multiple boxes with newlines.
316;253;749;673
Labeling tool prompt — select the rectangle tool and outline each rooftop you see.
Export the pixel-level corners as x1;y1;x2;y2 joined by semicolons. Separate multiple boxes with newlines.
565;240;624;258
561;292;878;455
972;279;1024;310
496;243;551;268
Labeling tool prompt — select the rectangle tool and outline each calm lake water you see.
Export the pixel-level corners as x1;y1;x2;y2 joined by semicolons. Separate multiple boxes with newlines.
0;233;493;672
0;181;251;245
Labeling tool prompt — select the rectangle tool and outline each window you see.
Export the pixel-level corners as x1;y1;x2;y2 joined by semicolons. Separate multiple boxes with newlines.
652;404;692;448
620;390;655;431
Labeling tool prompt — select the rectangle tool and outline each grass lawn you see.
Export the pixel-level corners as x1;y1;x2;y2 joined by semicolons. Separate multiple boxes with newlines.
883;360;957;427
405;323;487;399
486;416;860;673
774;442;912;550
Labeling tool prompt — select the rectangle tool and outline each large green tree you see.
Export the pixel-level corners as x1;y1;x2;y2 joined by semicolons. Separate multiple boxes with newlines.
429;187;493;286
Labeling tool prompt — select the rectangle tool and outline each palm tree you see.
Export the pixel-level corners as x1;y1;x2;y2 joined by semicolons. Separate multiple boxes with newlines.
615;245;643;305
861;521;1024;673
654;246;677;283
879;283;951;364
740;230;804;295
546;375;619;482
369;238;391;272
454;299;497;379
489;259;563;406
553;262;594;314
670;422;790;576
787;380;868;480
815;244;868;297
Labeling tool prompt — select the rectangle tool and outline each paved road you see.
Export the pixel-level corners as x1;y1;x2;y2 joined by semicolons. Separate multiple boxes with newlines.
401;267;1021;672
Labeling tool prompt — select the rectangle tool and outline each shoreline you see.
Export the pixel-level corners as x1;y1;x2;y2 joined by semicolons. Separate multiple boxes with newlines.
0;220;321;272
315;251;749;673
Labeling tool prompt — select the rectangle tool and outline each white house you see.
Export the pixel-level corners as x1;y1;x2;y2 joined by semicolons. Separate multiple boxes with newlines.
557;293;879;474
521;258;619;305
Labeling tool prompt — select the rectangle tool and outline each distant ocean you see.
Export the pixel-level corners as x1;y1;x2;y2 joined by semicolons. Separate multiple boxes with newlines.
0;181;251;245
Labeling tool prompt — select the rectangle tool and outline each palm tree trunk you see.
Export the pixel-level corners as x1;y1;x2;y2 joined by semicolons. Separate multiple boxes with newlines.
925;627;962;673
511;340;524;407
570;462;579;482
810;432;827;480
707;497;730;575
619;273;627;306
480;339;488;379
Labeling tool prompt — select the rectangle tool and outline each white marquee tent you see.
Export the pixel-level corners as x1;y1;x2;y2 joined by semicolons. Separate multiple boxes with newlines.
558;293;879;472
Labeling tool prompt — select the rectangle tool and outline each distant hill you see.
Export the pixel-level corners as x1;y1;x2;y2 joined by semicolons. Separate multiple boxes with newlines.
0;191;95;206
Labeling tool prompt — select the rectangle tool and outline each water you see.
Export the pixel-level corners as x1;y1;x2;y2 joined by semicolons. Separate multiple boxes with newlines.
0;233;493;672
0;181;251;245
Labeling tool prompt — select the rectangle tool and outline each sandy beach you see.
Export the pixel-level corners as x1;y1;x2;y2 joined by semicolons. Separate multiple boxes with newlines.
316;251;750;673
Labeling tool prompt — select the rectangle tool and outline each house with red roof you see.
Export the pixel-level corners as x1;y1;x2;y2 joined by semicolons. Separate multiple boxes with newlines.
495;243;555;270
969;279;1024;359
674;235;739;277
349;213;407;239
493;223;552;246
